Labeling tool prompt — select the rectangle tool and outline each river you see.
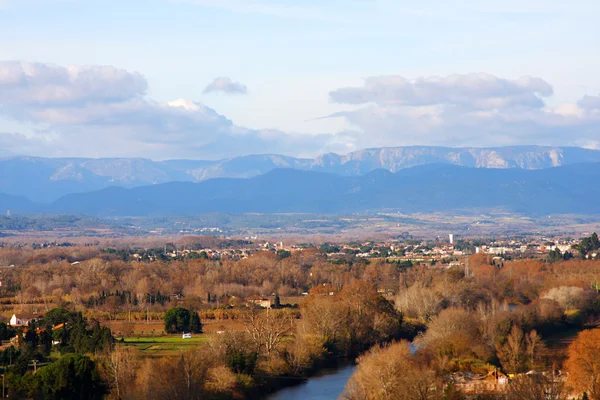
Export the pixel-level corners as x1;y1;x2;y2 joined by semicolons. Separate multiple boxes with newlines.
265;364;356;400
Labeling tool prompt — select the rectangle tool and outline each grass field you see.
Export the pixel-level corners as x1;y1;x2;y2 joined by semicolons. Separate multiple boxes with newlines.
119;335;209;357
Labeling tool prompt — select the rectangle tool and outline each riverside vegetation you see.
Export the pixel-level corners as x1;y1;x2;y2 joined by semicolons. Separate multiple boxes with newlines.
0;234;599;399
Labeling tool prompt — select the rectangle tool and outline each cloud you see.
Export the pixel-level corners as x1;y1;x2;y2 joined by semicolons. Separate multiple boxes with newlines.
326;73;600;149
578;95;600;110
203;77;248;95
1;62;599;160
0;61;338;159
0;61;147;106
329;73;553;109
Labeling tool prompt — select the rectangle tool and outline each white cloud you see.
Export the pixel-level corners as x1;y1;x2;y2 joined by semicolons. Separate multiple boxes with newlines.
0;61;338;159
0;61;147;106
1;62;599;159
326;73;600;149
203;77;248;95
329;73;553;109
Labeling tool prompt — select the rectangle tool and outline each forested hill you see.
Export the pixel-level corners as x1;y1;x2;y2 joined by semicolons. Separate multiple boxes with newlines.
26;162;600;216
2;145;600;202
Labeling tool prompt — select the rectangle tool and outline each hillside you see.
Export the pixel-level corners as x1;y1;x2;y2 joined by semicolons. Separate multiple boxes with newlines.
2;146;599;202
46;163;600;216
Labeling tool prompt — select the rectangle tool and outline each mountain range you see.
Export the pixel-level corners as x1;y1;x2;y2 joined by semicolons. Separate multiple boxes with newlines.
3;162;598;216
2;145;600;202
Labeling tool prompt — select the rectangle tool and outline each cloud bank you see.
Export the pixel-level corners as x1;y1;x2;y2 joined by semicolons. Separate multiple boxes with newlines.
0;61;599;159
327;73;600;150
0;61;332;159
203;77;248;95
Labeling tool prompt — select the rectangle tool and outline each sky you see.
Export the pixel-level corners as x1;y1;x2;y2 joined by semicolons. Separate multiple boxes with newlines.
0;0;599;160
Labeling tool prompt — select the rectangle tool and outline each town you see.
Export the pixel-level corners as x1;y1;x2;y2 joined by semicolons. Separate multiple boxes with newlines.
0;232;598;398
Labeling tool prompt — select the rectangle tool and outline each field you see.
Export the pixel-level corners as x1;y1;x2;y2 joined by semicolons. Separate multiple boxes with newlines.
106;319;248;357
118;335;210;357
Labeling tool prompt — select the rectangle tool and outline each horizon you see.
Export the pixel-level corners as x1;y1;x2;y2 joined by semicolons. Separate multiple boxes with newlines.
2;143;599;162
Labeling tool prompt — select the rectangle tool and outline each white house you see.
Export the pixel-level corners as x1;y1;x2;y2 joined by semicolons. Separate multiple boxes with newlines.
9;313;42;327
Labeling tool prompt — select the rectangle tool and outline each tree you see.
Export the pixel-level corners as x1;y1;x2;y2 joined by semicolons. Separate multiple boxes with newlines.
43;307;74;327
395;282;442;322
218;331;258;375
274;294;281;308
245;308;293;356
134;349;216;400
101;346;139;400
414;307;478;362
164;307;191;333
565;328;600;400
189;312;202;334
525;330;545;370
542;286;591;312
13;354;103;400
343;341;440;400
507;374;567;400
0;322;16;340
497;325;525;374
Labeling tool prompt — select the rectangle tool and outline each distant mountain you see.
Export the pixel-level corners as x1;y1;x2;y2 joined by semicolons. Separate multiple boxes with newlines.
47;163;600;216
0;193;38;214
2;146;600;202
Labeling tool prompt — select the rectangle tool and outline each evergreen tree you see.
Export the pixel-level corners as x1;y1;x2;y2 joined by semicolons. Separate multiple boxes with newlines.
189;312;202;333
164;307;191;333
274;294;281;308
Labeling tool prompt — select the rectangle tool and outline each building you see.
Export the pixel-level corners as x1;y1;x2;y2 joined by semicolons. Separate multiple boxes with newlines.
9;313;43;327
449;234;454;244
450;370;508;395
246;295;272;308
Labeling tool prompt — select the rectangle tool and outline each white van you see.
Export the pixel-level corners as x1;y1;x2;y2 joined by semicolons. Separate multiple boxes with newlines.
182;333;192;339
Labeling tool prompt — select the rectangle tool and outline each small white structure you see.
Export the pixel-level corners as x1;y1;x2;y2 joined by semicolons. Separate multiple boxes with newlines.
9;313;42;327
449;234;454;244
182;333;192;339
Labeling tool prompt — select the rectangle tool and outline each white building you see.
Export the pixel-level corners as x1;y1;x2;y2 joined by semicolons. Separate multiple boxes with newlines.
9;313;42;326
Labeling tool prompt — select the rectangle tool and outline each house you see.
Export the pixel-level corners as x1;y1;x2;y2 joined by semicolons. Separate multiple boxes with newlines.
9;313;43;327
246;295;272;308
450;369;508;394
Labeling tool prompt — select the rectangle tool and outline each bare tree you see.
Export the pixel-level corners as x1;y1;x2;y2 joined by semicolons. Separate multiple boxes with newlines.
507;374;567;400
497;325;524;374
525;330;545;370
343;341;441;400
395;282;443;322
245;308;294;356
101;345;139;400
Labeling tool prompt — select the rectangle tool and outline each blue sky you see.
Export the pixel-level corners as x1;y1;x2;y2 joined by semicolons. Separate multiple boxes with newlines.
0;0;599;159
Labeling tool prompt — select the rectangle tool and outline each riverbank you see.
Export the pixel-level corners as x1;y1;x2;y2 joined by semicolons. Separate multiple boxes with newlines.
265;364;356;400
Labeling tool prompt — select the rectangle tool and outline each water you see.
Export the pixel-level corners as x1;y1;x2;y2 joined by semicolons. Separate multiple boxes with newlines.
265;364;356;400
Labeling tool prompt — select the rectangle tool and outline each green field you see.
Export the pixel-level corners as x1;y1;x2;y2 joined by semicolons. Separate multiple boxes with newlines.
119;335;209;356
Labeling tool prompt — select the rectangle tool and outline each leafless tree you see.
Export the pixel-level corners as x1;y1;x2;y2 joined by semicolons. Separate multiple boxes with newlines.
101;345;139;400
245;308;294;356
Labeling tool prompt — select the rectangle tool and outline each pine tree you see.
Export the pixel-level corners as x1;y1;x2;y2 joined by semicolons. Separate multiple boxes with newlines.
190;312;203;333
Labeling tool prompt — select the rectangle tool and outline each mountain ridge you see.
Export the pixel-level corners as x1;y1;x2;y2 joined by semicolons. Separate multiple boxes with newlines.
2;145;600;202
19;162;598;216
